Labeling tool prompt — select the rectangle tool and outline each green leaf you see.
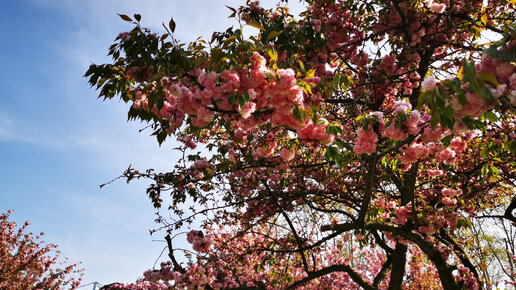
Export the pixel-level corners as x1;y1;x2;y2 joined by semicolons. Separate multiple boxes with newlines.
228;93;236;105
223;35;238;48
457;65;464;80
134;14;141;22
298;81;312;95
293;104;300;120
458;91;467;106
266;47;278;63
483;45;499;58
500;48;516;62
484;111;498;122
300;110;306;122
226;5;237;15
325;146;340;161
441;105;455;128
238;94;248;108
334;141;344;149
435;89;445;108
157;130;167;145
431;107;441;128
149;72;165;82
478;72;499;86
267;30;283;41
326;124;343;135
457;218;472;229
96;77;108;89
481;14;487;26
247;21;266;31
297;59;305;71
169;18;176;33
442;135;452;146
510;141;516;153
305;69;316;79
417;91;428;108
481;164;489;176
490;165;499;176
118;14;132;22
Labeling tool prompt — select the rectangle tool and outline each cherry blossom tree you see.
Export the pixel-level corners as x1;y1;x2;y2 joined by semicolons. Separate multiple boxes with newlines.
86;0;516;288
0;210;83;289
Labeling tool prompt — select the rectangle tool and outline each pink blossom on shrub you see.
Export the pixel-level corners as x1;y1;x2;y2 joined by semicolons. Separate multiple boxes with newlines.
393;100;412;113
187;230;213;253
280;149;295;161
428;169;443;177
441;188;462;198
435;148;456;162
384;123;408;141
393;206;411;225
421;76;438;90
239;102;257;119
353;127;378;154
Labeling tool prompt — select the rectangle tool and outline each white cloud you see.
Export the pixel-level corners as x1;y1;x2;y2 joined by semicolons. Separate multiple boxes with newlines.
36;0;306;69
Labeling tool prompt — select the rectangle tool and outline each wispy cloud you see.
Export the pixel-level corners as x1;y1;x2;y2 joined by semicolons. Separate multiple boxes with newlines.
38;0;306;70
0;110;69;149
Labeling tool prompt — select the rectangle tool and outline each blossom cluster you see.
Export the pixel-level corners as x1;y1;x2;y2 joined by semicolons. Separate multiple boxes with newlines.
186;230;213;253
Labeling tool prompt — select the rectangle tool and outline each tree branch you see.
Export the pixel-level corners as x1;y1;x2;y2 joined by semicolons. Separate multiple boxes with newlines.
358;153;378;224
388;243;408;290
321;222;461;290
285;264;375;290
164;234;185;274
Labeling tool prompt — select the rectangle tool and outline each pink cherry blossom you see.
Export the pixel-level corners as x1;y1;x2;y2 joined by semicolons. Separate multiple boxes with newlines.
279;149;295;161
421;76;438;90
353;127;378;154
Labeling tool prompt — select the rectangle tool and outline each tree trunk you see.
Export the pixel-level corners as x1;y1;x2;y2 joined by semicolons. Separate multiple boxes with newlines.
387;243;408;290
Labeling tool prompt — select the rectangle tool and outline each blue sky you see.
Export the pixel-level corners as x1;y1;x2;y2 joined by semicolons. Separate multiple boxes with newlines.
1;0;304;286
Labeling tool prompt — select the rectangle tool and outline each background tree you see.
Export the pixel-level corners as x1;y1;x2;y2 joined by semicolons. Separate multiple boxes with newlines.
86;0;516;288
468;215;516;286
0;210;83;289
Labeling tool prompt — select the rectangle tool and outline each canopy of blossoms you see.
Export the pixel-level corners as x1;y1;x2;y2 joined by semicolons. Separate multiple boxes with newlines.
0;210;83;288
87;0;516;289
